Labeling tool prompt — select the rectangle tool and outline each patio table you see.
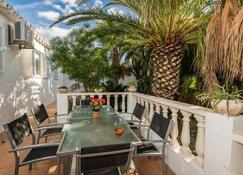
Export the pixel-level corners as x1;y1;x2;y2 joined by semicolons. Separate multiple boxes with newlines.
57;105;140;174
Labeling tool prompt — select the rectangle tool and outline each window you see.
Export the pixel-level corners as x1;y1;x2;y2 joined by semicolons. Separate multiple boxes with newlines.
53;69;59;80
33;52;41;76
42;58;50;78
0;25;4;71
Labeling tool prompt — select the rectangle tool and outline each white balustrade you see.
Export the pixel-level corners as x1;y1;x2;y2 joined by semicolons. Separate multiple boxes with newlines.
114;94;118;112
122;94;126;112
170;108;180;148
181;111;192;156
149;102;154;120
195;114;205;168
106;95;111;106
162;105;168;118
155;103;160;114
72;96;77;110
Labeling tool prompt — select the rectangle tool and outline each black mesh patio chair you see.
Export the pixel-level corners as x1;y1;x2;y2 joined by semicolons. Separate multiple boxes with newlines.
121;103;145;129
3;113;59;175
32;104;64;143
134;112;173;175
80;99;90;106
73;142;136;175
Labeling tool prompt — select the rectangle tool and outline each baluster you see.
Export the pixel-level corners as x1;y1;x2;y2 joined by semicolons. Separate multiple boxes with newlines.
181;111;192;156
170;108;179;148
144;101;149;122
114;95;118;112
72;96;77;110
122;94;126;112
137;98;141;104
155;103;160;114
106;95;111;106
162;105;168;118
149;102;154;121
195;114;205;168
98;94;102;99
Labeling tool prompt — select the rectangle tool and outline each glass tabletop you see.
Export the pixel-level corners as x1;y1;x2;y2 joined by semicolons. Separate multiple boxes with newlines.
57;106;140;155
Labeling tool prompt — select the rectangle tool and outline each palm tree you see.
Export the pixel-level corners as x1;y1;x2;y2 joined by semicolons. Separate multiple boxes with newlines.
51;0;214;99
202;0;243;90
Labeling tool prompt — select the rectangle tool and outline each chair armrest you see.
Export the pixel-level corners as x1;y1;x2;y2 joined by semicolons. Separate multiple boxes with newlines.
126;120;141;123
119;112;133;115
9;142;59;153
49;113;68;118
33;125;63;131
132;124;150;128
141;140;169;145
35;123;64;129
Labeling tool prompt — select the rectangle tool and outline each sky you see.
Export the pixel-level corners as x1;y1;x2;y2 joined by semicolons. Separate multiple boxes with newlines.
5;0;122;40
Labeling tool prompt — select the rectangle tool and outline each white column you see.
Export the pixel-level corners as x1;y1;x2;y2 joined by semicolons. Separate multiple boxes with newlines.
106;95;111;106
162;105;168;118
170;108;180;148
155;103;160;113
127;93;136;113
114;95;118;112
181;111;192;156
72;96;77;110
149;102;154;121
122;94;126;112
57;94;68;115
195;114;205;168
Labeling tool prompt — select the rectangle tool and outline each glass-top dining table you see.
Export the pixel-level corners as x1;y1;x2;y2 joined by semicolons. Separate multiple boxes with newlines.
57;105;140;174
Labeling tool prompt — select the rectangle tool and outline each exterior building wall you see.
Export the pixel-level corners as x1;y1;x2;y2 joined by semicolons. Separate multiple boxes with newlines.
0;9;71;132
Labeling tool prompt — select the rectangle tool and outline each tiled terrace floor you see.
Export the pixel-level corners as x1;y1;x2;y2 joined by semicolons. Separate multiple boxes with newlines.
0;102;175;175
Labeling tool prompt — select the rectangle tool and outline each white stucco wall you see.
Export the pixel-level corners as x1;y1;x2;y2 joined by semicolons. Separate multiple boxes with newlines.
0;12;71;132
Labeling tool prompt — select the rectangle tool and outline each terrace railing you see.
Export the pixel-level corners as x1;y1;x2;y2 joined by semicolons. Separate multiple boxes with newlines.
57;92;243;175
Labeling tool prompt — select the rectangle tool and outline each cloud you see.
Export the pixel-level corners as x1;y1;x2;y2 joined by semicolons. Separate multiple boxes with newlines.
37;11;60;21
94;0;104;7
107;7;124;16
15;2;42;10
36;26;74;40
60;0;77;8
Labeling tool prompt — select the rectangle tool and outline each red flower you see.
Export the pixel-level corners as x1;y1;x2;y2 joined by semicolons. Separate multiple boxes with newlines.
101;98;106;105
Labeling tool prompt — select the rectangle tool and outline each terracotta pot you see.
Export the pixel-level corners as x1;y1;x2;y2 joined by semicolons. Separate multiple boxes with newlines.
212;100;243;116
92;111;101;119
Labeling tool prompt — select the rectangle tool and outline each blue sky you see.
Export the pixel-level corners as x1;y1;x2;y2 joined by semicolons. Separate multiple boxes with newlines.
6;0;117;40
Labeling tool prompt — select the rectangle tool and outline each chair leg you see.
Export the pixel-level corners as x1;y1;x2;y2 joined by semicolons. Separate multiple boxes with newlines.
37;136;40;144
162;144;167;175
58;157;61;175
14;166;19;175
45;136;48;143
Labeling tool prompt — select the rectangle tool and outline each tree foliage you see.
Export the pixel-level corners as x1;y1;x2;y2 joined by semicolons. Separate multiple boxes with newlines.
49;25;111;91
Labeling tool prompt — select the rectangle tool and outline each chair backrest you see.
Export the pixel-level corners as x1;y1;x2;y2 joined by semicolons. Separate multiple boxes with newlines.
76;143;135;173
32;104;49;125
149;112;173;140
3;113;34;148
132;103;145;120
80;99;90;106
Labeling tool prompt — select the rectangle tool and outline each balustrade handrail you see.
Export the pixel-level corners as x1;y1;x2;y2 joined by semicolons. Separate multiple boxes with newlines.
58;91;213;117
60;92;129;96
131;92;212;117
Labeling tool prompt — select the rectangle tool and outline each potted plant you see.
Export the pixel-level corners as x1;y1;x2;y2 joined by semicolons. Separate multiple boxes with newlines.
90;97;106;119
196;85;243;116
127;80;137;92
57;86;68;93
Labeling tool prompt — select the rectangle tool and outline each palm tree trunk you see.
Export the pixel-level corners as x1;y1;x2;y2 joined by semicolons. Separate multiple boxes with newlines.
151;42;184;99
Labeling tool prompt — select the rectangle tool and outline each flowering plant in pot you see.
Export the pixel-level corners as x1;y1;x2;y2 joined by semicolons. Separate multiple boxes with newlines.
90;97;106;118
196;85;243;116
